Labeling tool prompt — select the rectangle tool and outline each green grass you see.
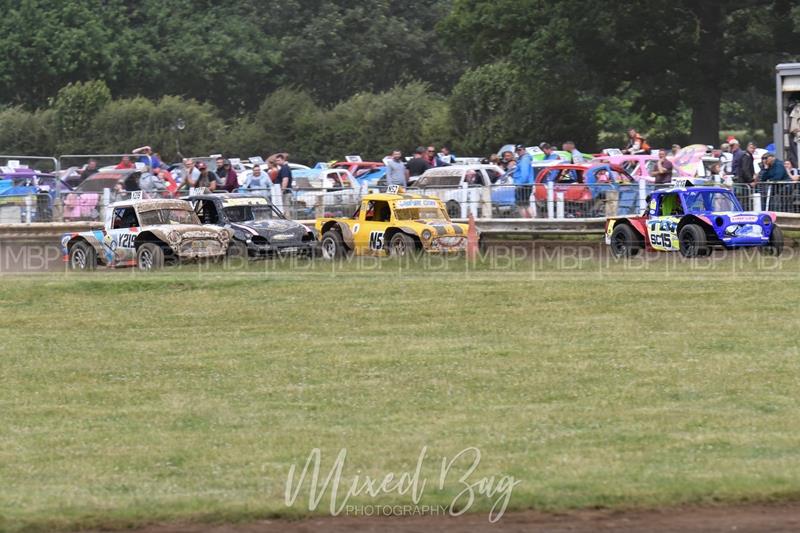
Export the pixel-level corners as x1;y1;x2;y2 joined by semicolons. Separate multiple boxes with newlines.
2;255;800;531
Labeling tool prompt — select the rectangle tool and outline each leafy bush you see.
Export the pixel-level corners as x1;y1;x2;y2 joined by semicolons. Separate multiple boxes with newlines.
89;96;225;162
0;107;55;156
52;81;112;153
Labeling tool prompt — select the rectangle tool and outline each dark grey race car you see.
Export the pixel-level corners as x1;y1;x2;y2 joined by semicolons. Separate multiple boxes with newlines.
185;193;318;258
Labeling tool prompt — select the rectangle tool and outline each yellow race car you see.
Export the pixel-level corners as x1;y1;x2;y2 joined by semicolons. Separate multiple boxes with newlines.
315;188;470;258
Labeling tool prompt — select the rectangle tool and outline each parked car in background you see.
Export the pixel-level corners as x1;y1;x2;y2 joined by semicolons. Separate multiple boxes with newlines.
292;168;362;217
331;160;385;185
0;166;67;222
62;169;143;220
532;163;641;217
410;164;508;217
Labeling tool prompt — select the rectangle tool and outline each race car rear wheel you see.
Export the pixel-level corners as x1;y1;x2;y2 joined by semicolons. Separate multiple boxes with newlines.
760;224;783;256
137;242;165;271
388;232;418;257
321;230;346;260
609;224;641;257
678;224;709;258
68;241;96;271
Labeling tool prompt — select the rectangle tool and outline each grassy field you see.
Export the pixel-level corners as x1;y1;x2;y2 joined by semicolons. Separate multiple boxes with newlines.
2;254;800;532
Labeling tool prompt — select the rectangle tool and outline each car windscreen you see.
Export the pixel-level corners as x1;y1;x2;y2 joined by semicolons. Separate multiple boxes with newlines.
138;208;200;225
394;207;449;221
683;191;740;212
224;205;280;222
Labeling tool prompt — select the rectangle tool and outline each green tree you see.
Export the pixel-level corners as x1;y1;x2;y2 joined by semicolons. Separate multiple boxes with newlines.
52;80;112;153
443;0;800;145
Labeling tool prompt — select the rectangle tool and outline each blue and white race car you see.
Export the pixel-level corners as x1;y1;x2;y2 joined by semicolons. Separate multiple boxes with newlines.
605;185;783;257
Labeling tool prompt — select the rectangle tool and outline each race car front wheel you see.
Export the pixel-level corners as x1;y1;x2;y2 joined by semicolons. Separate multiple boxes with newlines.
760;225;783;256
388;232;418;257
68;241;96;271
321;230;346;260
609;224;641;257
137;242;165;271
678;224;709;258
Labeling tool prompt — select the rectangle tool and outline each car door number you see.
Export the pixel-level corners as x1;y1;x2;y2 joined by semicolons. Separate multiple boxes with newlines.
650;232;672;248
369;231;384;250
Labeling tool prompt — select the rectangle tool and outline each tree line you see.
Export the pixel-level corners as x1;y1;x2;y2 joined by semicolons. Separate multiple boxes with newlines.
0;0;798;160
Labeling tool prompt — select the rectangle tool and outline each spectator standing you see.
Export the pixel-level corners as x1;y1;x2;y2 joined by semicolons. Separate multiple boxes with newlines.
139;167;167;195
215;158;239;192
80;159;99;181
132;145;162;169
623;128;650;155
406;147;431;179
540;142;559;161
785;161;799;180
563;141;584;163
176;158;200;187
437;146;456;166
275;154;293;192
266;160;280;184
512;144;534;218
719;143;733;175
500;151;515;172
115;156;134;169
736;143;757;184
759;153;790;182
383;150;409;187
424;145;439;167
243;165;270;194
730;139;743;178
653;149;674;185
671;144;681;157
759;153;790;211
194;162;217;191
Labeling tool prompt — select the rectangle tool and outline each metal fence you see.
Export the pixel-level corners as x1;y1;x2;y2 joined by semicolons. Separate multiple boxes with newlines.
6;177;800;224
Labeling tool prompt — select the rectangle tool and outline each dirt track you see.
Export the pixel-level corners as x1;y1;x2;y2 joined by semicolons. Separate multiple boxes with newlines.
83;503;800;533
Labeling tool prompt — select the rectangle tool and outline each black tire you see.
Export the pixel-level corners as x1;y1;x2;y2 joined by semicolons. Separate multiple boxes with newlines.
609;223;642;258
136;242;165;271
388;232;418;257
446;200;460;218
760;224;784;256
68;241;96;271
320;230;346;260
678;224;709;258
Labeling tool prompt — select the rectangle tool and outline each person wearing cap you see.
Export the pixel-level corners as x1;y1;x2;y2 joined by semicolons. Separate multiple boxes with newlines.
758;153;790;211
194;161;217;191
512;145;534;217
730;139;743;177
758;153;790;183
215;157;239;192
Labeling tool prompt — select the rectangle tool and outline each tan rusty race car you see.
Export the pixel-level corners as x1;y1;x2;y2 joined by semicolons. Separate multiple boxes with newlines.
62;199;231;270
315;189;470;258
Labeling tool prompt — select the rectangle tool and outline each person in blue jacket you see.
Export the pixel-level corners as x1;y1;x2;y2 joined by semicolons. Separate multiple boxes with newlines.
513;144;534;217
